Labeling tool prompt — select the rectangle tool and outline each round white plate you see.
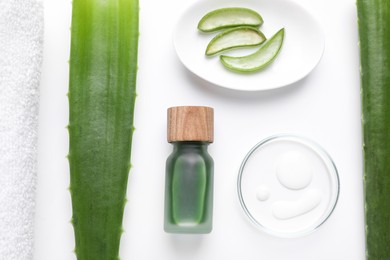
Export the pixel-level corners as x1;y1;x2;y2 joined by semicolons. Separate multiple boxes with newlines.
173;0;325;91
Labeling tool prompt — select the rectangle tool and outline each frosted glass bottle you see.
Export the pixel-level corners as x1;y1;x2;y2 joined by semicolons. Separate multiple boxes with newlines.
164;106;214;234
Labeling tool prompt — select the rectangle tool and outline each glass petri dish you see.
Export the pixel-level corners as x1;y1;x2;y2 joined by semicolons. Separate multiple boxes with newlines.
237;134;339;238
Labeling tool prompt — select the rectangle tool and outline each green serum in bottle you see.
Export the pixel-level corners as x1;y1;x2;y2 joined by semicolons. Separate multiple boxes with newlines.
164;106;214;234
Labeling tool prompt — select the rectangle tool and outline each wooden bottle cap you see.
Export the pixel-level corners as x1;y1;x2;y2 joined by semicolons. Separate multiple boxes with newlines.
167;106;214;143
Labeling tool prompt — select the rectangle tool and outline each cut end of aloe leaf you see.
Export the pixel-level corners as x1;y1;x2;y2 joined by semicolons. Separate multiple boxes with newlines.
220;28;285;72
206;26;266;56
197;7;263;33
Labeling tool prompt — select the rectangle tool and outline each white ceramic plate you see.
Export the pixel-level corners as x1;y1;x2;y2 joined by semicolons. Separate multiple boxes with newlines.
173;0;325;91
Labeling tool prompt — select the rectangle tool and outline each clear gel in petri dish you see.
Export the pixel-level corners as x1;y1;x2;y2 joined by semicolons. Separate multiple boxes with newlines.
237;134;339;238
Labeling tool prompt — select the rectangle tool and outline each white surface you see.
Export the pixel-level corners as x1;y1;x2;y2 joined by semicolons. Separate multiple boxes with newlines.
34;0;365;259
174;0;325;91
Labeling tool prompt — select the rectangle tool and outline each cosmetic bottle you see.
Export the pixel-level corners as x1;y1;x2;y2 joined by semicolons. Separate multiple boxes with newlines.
164;106;214;234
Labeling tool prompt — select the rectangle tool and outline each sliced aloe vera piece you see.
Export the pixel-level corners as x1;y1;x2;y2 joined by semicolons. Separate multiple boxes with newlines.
206;26;266;56
220;28;284;72
198;7;263;33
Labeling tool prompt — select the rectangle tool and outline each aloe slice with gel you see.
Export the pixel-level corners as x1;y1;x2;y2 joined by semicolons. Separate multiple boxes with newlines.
220;28;284;72
206;26;266;56
198;7;263;32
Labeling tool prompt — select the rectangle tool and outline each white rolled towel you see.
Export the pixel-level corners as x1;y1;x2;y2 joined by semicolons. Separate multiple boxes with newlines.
0;0;43;259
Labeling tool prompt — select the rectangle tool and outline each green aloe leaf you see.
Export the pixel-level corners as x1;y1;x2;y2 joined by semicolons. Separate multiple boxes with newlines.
68;0;139;259
357;0;390;259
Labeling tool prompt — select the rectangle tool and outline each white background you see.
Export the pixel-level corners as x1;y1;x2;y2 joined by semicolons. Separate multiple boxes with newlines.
34;0;365;259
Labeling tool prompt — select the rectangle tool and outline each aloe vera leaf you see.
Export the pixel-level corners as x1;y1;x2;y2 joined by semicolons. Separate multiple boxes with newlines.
357;0;390;259
220;28;284;72
197;7;263;33
68;0;139;259
205;26;266;56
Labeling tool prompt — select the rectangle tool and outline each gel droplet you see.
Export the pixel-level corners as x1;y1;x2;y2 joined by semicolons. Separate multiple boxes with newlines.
276;151;312;190
272;189;322;220
256;185;270;201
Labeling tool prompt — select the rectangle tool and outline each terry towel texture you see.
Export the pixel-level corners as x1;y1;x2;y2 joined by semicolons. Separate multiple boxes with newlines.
0;0;43;259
